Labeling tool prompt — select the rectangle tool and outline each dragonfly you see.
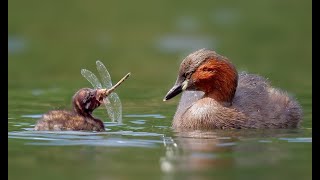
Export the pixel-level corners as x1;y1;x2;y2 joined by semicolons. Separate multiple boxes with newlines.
80;60;130;123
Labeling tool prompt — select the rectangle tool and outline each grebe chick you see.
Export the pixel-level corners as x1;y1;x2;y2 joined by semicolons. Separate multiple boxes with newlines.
34;88;108;131
163;48;302;129
35;72;131;131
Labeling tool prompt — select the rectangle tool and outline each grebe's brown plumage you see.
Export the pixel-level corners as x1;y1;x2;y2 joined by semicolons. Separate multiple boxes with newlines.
34;88;107;131
164;49;303;129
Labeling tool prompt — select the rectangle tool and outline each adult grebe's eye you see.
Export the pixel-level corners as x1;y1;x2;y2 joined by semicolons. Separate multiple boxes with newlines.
202;67;209;71
202;67;216;73
183;72;191;79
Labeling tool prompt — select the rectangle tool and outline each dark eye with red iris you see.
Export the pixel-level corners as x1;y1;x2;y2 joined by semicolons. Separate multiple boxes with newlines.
202;67;216;73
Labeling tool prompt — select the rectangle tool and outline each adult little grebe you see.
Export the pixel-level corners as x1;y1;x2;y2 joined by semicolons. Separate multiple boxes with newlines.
163;49;302;129
34;72;131;131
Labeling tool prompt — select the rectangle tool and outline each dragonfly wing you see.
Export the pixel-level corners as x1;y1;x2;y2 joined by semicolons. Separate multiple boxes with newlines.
96;60;123;123
96;60;112;89
103;92;122;123
81;69;102;89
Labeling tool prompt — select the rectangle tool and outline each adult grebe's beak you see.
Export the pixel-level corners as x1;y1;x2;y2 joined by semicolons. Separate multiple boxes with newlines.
163;77;189;101
163;83;183;101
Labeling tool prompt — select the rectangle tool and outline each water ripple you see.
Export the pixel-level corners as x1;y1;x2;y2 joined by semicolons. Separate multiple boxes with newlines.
279;137;312;143
8;129;165;148
125;114;165;118
26;138;161;148
21;114;43;118
130;120;146;124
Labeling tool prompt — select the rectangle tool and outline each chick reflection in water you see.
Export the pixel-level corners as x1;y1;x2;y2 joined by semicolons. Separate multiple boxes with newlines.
34;73;130;131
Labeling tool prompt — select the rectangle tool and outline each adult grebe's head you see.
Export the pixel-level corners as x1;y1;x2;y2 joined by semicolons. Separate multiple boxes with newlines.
72;88;107;116
164;49;238;104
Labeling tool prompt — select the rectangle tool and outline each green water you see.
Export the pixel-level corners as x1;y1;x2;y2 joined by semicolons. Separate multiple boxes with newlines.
9;0;311;180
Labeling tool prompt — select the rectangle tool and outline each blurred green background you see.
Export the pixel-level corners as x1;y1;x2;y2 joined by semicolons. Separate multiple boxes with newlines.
9;0;312;180
9;0;311;92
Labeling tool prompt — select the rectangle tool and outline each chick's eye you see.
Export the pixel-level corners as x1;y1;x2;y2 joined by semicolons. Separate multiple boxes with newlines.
82;95;90;104
82;92;94;104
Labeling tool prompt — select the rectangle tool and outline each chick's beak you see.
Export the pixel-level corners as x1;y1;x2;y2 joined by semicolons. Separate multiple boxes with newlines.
95;89;108;104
